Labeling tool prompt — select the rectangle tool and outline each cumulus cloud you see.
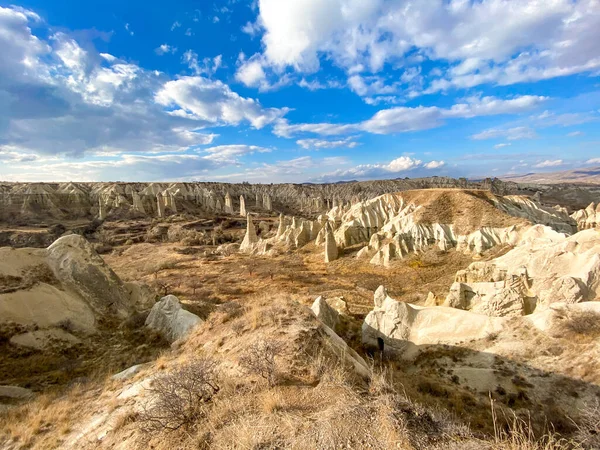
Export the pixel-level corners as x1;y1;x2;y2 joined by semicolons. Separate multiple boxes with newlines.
534;159;564;168
296;137;359;150
585;158;600;164
246;0;600;95
0;3;296;185
155;76;289;128
320;156;446;181
423;160;446;169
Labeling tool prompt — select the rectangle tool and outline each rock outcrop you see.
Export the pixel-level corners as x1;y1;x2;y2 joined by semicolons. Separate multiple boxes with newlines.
47;235;132;318
444;226;600;316
144;295;202;342
571;202;600;230
362;286;505;353
1;178;597;223
311;296;340;329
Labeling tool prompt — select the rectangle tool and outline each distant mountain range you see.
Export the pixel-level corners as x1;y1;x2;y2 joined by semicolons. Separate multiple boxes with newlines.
501;166;600;184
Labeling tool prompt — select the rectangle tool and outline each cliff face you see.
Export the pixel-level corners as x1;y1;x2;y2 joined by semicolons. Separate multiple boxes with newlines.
0;177;597;223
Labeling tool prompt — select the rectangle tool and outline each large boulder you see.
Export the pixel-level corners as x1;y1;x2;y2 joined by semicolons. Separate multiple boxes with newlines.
145;295;202;342
46;235;132;318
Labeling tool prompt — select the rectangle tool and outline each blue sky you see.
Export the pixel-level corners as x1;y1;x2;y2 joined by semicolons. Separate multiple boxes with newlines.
0;0;599;182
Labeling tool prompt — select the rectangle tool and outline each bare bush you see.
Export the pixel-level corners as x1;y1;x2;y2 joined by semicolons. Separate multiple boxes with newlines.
574;400;600;449
239;340;283;387
139;358;220;432
560;310;600;336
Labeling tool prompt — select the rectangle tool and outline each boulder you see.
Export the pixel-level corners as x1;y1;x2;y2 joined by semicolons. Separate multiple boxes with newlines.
145;295;202;342
0;385;33;400
311;296;340;329
46;235;132;318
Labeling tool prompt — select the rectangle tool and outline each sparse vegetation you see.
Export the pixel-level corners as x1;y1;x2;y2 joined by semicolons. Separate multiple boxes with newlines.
239;339;283;387
139;358;220;433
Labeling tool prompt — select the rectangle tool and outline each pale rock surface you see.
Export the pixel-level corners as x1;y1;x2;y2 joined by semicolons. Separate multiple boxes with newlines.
240;214;259;253
324;222;338;263
239;195;247;217
446;227;600;315
10;329;81;350
363;288;505;353
571;202;600;230
47;235;132;318
0;385;33;400
145;295;202;342
311;296;340;329
111;364;148;381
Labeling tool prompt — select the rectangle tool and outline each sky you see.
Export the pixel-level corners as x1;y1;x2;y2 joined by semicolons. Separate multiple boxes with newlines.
0;0;599;183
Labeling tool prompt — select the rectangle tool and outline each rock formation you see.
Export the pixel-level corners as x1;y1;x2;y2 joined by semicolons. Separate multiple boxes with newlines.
46;235;133;319
311;296;340;330
324;222;338;263
239;195;247;217
145;295;202;342
363;286;504;353
0;178;598;223
571;202;600;230
240;214;258;253
224;192;233;214
443;226;600;316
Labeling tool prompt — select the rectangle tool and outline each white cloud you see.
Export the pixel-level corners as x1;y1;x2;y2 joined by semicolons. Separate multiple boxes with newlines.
586;158;600;164
124;23;134;36
494;143;512;149
155;44;177;55
0;5;288;166
567;131;584;137
183;51;222;75
318;156;447;181
471;126;537;140
242;20;262;37
235;55;267;87
155;76;289;129
423;160;446;169
534;159;564;168
533;110;598;127
171;21;181;31
296;137;359;150
248;0;600;94
274;95;547;137
297;78;343;91
202;144;271;164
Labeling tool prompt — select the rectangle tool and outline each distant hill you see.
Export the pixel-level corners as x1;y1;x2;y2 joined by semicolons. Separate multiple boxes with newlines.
502;166;600;184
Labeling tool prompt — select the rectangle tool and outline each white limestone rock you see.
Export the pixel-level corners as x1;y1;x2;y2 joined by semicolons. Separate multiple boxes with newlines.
46;235;132;318
311;296;339;330
145;295;202;342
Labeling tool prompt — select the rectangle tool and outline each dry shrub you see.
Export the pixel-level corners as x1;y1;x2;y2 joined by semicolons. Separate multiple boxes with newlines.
238;340;283;388
559;310;600;336
139;358;220;433
573;400;600;450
